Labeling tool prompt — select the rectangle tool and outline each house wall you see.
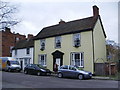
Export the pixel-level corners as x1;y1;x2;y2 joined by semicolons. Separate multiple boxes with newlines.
0;28;26;57
93;18;107;63
12;48;34;70
34;31;94;73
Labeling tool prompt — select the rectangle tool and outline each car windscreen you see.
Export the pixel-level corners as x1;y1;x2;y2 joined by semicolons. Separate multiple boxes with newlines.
10;61;19;65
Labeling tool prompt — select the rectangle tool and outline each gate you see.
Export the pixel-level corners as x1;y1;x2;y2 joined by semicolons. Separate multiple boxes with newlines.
95;63;106;76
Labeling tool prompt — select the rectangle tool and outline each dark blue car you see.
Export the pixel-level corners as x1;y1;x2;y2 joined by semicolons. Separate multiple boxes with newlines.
24;64;51;76
58;65;92;80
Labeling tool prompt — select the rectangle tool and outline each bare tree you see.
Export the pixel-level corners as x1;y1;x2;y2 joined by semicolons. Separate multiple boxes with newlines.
0;1;19;29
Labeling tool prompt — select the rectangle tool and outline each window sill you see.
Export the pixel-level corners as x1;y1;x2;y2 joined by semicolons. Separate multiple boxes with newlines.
77;66;84;68
55;47;61;49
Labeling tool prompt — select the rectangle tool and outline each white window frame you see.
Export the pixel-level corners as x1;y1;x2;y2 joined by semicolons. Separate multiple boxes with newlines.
55;36;61;48
16;37;19;41
38;54;47;66
40;39;45;50
71;52;84;67
73;33;81;47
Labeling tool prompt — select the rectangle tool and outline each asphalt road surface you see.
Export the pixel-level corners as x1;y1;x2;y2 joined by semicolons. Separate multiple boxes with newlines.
2;71;119;88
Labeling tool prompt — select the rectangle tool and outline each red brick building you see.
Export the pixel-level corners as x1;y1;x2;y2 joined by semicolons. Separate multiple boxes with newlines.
0;27;26;57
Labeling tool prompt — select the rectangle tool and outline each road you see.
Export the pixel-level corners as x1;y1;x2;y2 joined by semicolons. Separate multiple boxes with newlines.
2;71;119;88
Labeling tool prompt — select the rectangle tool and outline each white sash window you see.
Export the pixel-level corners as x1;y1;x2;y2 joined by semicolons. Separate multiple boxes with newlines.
38;54;47;66
40;39;45;51
71;52;84;67
73;33;81;47
55;36;61;48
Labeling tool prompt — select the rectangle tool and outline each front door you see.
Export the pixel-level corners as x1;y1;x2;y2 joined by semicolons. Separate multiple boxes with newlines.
52;50;64;72
56;58;61;69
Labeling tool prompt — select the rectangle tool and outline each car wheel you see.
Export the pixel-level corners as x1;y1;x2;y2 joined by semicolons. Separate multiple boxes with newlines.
78;74;84;80
37;72;41;76
24;70;28;74
58;73;63;78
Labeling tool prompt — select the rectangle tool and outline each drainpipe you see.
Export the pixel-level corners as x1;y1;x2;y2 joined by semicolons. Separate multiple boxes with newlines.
92;30;95;74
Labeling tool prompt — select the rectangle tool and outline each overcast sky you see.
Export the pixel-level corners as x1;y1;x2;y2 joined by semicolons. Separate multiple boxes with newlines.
4;0;119;43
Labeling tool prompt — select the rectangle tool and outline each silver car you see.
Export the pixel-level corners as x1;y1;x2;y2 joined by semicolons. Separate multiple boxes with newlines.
58;65;92;80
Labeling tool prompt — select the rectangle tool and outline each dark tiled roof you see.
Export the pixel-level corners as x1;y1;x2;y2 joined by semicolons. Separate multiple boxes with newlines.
34;16;100;40
12;37;34;50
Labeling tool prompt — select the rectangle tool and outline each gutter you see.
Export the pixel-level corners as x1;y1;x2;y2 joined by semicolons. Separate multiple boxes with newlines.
92;30;95;74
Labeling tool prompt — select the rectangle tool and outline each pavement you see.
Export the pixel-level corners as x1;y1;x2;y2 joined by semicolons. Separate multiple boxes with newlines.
92;76;112;80
51;73;114;80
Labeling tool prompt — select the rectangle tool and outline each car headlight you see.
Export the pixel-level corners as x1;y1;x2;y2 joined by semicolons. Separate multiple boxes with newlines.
84;72;89;75
40;69;46;72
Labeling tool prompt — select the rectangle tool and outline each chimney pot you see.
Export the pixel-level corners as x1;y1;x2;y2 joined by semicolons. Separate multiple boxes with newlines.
5;27;11;33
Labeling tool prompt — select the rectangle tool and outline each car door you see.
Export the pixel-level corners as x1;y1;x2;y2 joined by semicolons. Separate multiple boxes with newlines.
27;65;35;74
61;65;69;77
63;65;69;77
32;65;39;75
68;66;77;78
31;66;37;74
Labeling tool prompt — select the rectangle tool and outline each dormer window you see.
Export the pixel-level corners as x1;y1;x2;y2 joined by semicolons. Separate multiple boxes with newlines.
55;36;61;48
73;33;80;47
40;39;45;51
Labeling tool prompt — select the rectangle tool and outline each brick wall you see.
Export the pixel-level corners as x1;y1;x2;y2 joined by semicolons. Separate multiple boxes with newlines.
0;27;26;57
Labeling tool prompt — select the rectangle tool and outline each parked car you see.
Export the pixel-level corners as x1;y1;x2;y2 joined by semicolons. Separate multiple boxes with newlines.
24;64;51;76
58;65;92;80
0;57;21;72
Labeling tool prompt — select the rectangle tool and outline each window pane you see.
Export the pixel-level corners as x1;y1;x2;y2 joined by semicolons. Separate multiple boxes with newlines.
75;59;80;66
75;54;80;59
81;53;84;66
73;33;80;47
55;36;61;48
26;48;30;54
40;39;45;50
39;55;46;66
71;53;74;66
71;52;84;67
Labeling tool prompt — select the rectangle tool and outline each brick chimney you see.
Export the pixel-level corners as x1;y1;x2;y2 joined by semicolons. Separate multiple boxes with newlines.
59;19;65;24
27;34;33;39
5;27;11;33
93;5;99;17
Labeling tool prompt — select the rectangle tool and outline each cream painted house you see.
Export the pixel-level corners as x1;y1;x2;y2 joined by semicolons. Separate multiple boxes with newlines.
34;5;106;74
